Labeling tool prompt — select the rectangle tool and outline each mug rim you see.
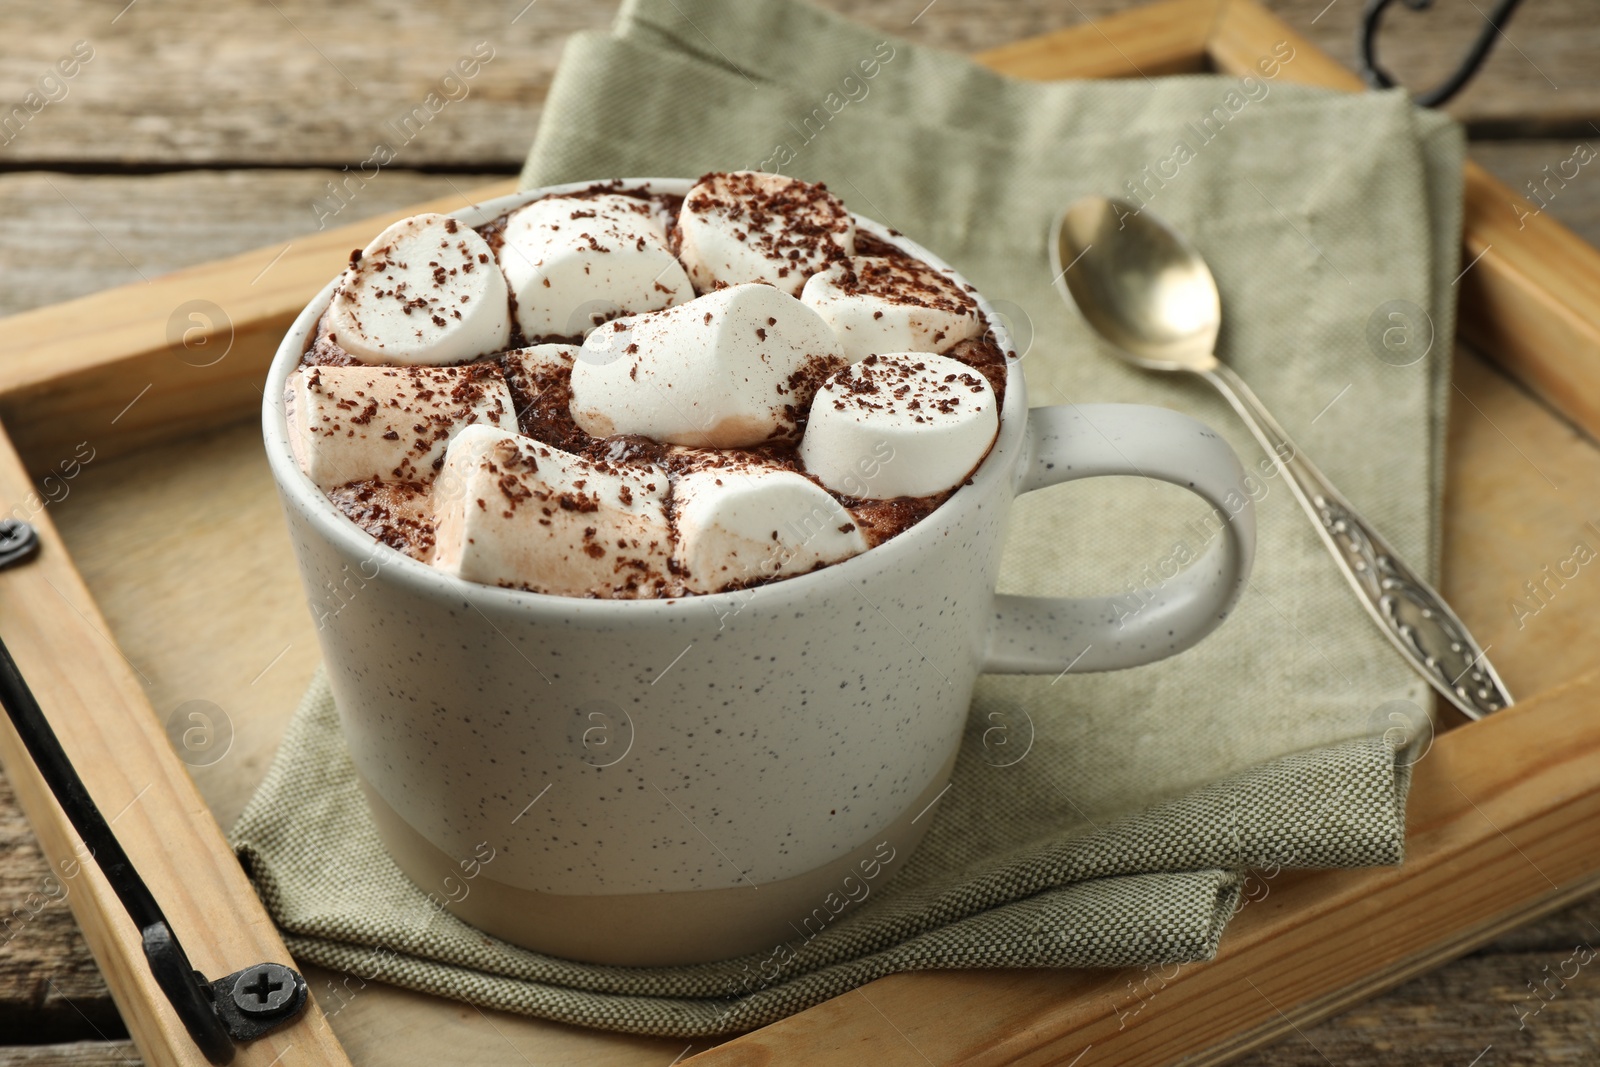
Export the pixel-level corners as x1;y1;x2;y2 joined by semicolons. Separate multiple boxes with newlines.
262;177;1029;621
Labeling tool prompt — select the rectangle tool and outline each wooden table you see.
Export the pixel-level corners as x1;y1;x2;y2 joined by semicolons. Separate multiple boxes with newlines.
1;1;1596;1063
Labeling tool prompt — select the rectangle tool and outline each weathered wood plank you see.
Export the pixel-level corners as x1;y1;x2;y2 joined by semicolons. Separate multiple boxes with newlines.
0;1043;139;1067
0;2;591;168
0;0;1590;169
1232;950;1600;1066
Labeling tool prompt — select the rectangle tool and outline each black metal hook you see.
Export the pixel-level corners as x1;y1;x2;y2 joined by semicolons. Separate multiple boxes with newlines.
0;521;309;1063
1358;0;1527;108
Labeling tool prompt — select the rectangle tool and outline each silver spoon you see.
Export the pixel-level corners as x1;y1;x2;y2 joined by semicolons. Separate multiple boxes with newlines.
1050;195;1511;720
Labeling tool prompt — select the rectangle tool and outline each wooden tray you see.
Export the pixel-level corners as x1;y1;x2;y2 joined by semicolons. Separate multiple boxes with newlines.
3;0;1599;1063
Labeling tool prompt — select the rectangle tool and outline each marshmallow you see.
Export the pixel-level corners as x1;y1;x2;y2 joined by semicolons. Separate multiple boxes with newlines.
570;283;842;448
288;363;517;490
431;425;672;597
498;194;694;340
671;468;868;593
800;353;998;500
677;172;855;297
325;213;511;364
800;256;982;362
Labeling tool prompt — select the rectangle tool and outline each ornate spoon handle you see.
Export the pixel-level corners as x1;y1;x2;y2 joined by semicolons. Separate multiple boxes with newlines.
1202;364;1512;720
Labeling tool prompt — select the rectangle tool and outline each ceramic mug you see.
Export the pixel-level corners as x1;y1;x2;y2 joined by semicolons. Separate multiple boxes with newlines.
262;179;1256;966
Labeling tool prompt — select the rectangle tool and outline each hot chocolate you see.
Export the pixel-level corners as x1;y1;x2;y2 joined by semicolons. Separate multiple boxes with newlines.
264;176;1258;965
287;171;1010;598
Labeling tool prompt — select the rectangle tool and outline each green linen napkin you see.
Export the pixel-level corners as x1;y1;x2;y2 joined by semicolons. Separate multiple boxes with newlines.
232;0;1462;1038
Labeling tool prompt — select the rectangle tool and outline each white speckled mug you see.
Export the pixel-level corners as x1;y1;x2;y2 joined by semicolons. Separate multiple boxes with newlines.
263;179;1257;966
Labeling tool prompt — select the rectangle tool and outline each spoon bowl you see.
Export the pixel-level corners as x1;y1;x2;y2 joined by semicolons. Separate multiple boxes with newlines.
1051;196;1220;373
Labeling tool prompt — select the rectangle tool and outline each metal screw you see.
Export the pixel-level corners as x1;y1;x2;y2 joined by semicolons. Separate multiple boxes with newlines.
230;963;296;1016
0;521;39;571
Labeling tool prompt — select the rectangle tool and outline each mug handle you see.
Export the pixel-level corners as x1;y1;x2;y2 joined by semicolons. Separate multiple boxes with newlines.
984;403;1257;673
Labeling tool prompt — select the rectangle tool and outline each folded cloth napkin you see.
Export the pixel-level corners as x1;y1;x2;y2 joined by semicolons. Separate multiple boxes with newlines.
232;0;1463;1038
